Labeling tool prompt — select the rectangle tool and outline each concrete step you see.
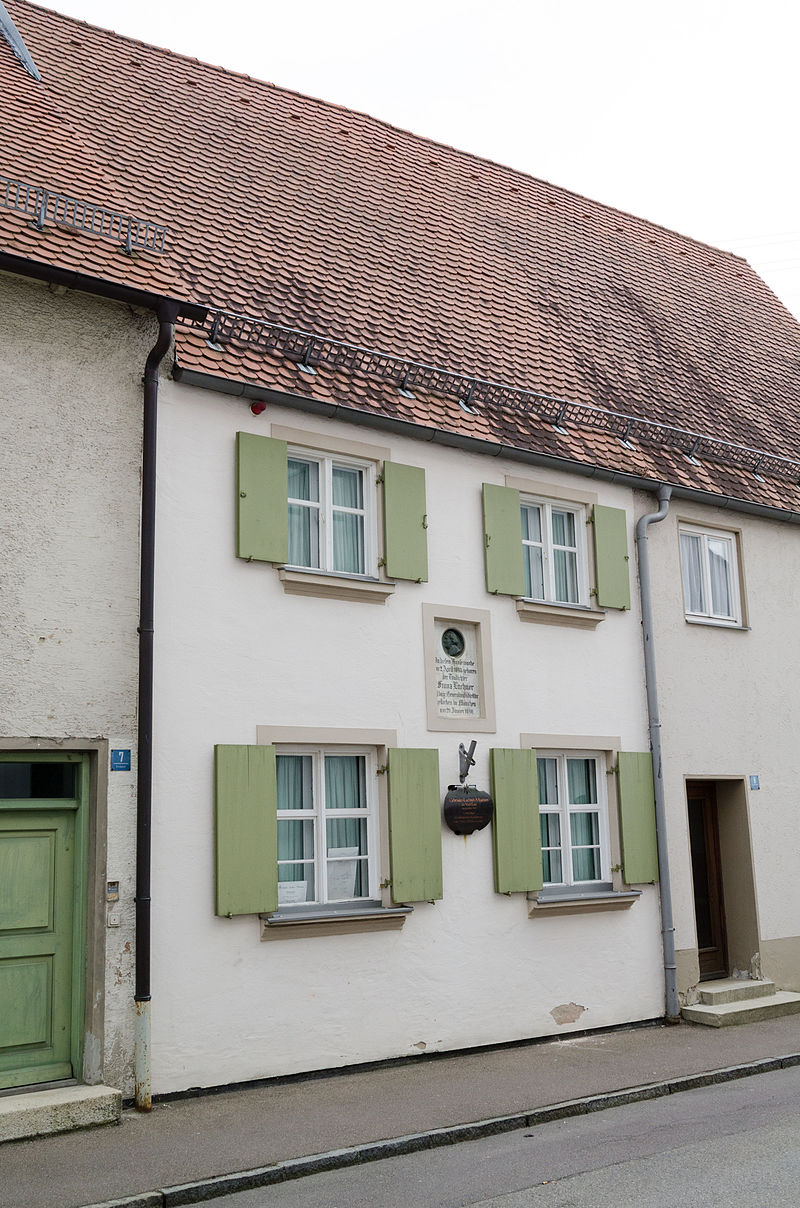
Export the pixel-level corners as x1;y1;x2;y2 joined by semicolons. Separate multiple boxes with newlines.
698;978;776;1005
0;1084;121;1143
682;990;800;1028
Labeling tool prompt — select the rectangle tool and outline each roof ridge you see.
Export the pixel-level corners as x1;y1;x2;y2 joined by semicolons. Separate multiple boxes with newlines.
17;0;745;266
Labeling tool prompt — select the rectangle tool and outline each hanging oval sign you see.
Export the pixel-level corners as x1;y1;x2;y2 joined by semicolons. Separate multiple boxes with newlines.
443;785;494;835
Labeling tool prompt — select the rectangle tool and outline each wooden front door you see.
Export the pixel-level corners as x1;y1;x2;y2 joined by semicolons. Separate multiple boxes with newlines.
687;781;728;980
0;757;85;1090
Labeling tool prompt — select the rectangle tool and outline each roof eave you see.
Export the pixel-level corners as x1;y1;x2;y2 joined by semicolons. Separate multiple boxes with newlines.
0;250;207;321
172;363;800;527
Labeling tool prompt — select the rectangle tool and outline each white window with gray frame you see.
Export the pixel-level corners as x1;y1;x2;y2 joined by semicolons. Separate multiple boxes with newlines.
520;497;589;605
276;747;379;906
287;450;376;577
679;523;741;626
537;751;611;889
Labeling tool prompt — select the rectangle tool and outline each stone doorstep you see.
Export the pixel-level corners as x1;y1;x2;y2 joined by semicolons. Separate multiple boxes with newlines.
682;990;800;1028
698;978;777;1005
0;1084;121;1143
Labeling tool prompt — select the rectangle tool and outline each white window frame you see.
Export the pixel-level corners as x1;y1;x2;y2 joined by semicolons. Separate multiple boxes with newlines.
286;447;378;578
536;750;611;889
678;523;742;627
520;496;590;607
275;745;380;907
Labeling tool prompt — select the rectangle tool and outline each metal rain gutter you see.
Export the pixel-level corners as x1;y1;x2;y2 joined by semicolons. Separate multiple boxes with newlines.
134;301;179;1112
635;485;679;1023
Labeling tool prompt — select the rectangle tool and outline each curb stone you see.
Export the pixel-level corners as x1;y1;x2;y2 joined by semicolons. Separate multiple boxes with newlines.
81;1051;800;1208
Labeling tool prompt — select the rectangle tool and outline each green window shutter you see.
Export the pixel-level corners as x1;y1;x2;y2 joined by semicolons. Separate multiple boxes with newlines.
236;432;288;563
482;484;525;596
592;505;631;609
490;748;542;893
617;752;659;884
383;462;428;582
387;748;442;902
214;745;278;916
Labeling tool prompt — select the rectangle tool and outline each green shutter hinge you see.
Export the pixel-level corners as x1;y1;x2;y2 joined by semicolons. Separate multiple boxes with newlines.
377;557;386;568
376;764;388;775
240;491;247;498
376;473;385;484
379;877;392;889
589;587;597;598
485;534;491;548
422;513;428;529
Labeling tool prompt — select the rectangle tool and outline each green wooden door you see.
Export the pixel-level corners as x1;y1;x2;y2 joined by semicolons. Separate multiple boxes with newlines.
0;757;85;1090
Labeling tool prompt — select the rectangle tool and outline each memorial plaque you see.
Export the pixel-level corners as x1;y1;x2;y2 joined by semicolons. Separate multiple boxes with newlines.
433;620;482;719
443;785;494;835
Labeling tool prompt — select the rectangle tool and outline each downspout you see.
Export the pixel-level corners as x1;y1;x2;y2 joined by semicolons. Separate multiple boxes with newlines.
635;484;681;1023
135;301;178;1110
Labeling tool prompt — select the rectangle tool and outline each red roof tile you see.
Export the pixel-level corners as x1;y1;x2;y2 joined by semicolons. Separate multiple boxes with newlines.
4;0;800;509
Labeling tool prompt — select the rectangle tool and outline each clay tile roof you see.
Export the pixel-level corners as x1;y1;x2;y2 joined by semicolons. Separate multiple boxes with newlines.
4;0;800;510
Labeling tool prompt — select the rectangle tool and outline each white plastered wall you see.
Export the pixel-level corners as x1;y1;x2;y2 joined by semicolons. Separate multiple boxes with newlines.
643;493;800;974
1;272;152;1090
150;376;663;1092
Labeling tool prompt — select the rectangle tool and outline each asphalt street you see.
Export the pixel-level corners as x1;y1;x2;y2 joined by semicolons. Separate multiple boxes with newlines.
208;1064;800;1208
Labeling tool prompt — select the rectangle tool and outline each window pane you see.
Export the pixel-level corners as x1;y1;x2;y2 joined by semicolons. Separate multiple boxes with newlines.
551;509;576;548
572;845;600;881
333;511;365;573
288;458;319;502
521;505;542;543
326;816;368;855
540;813;561;847
680;532;705;613
567;758;597;805
541;849;563;883
553;548;579;603
537;758;559;806
332;465;363;509
277;859;315;905
327;818;368;899
325;756;365;810
277;818;314;860
570;811;599;846
708;538;733;616
288;502;319;567
540;814;562;883
524;545;545;599
0;762;76;798
570;812;600;882
276;755;313;811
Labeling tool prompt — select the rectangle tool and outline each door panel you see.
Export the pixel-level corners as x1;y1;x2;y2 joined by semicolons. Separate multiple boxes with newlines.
687;782;727;980
0;810;75;1089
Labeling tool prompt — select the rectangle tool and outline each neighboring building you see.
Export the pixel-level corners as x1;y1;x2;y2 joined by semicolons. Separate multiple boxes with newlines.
1;272;153;1094
2;0;800;1113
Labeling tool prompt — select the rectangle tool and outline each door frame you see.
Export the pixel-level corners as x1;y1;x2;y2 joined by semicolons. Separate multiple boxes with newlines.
0;740;108;1086
686;779;728;980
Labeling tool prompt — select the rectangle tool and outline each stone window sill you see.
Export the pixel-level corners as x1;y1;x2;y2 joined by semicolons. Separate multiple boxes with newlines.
260;902;411;939
278;568;396;604
684;616;750;631
515;600;605;629
527;889;641;916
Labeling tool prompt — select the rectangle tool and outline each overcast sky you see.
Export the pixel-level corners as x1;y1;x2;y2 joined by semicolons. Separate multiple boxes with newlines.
37;0;800;319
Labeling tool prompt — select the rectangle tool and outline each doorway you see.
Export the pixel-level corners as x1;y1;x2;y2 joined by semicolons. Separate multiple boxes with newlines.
0;754;88;1090
687;780;728;980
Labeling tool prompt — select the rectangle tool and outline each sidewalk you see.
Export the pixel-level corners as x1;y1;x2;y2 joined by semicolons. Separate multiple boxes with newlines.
3;1014;800;1208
